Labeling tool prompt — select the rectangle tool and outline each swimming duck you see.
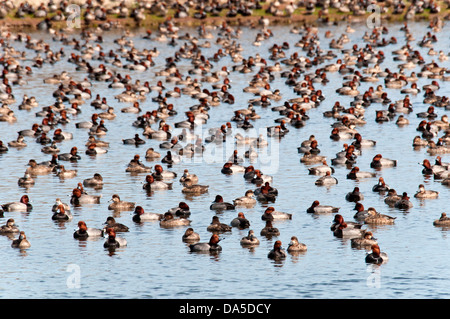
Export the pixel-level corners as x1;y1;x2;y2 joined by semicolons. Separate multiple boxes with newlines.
345;187;364;202
233;190;257;207
25;159;53;175
58;147;81;161
11;231;31;249
351;231;378;248
126;155;152;173
73;221;104;239
370;154;397;168
0;218;20;234
306;200;339;214
210;195;235;211
268;240;287;260
103;228;127;249
160;212;190;228
230;212;251;229
17;173;35;187
287;236;307;253
414;184;439;199
365;244;388;264
70;188;101;206
2;195;32;212
433;213;450;227
372;177;390;193
179;169;199;185
189;234;222;252
103;217;129;233
347;167;376;180
394;192;413;209
56;165;77;179
142;175;172;191
182;228;201;243
167;202;191;219
364;208;396;225
384;189;402;206
51;204;73;221
152;164;177;180
83;173;104;188
145;148;161;160
207;216;232;233
261;206;292;220
108;194;135;211
130;203;161;221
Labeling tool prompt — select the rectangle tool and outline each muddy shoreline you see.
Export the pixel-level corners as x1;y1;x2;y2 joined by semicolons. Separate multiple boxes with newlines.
0;7;447;32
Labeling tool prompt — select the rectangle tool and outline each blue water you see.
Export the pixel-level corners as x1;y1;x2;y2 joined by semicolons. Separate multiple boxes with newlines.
1;20;450;299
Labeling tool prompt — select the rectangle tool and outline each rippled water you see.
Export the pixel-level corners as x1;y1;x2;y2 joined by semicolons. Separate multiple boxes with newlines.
1;21;450;299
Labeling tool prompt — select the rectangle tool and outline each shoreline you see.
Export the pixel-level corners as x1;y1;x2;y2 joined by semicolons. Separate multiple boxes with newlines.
0;4;448;32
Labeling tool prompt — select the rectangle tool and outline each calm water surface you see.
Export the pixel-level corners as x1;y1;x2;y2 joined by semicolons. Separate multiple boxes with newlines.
1;21;450;299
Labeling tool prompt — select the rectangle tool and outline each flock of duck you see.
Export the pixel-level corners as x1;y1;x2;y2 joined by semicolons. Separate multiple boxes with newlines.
0;4;450;267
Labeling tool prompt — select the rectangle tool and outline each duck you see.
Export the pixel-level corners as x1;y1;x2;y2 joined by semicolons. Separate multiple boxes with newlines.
210;195;235;211
233;190;257;207
103;217;129;233
351;231;378;248
433;213;450;227
189;234;222;252
103;228;127;249
308;160;335;175
345;187;364;202
70;188;101;206
17;173;35;187
287;236;307;253
2;195;32;212
179;169;199;185
240;230;260;247
394;192;413;209
123;133;146;145
132;206;163;222
268;240;287;260
347;167;376;180
363;208;396;225
370;154;397;168
207;216;232;233
51;204;73;221
152;164;177;180
56;165;77;179
230;212;251;229
26;159;53;175
0;218;20;234
384;189;402;206
107;194;135;211
167;202;191;219
73;221;104;239
260;219;280;237
181;179;209;195
261;206;292;220
83;173;104;188
414;184;439;199
182;228;201;243
160;212;191;228
58;147;81;161
145;148;161;160
11;231;31;249
372;177;390;193
126;155;152;174
315;171;339;186
353;203;371;221
306;200;339;214
142;175;172;191
365;244;388;264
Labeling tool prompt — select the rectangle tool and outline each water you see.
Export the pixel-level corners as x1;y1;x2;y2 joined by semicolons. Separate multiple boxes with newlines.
1;20;450;299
